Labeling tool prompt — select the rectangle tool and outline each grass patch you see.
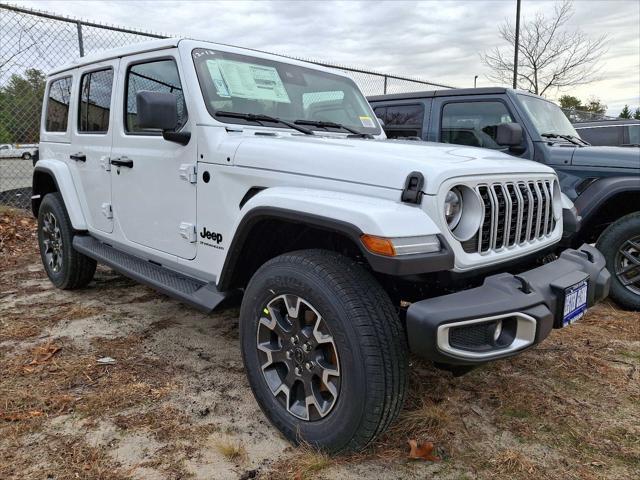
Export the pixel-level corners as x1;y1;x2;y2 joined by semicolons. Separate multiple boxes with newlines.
215;438;248;463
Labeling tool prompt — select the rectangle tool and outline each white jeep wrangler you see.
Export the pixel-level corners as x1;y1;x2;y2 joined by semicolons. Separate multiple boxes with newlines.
32;38;610;452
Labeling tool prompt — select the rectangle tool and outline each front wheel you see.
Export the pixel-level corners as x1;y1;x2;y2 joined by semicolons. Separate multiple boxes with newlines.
22;152;32;160
239;250;408;453
596;212;640;310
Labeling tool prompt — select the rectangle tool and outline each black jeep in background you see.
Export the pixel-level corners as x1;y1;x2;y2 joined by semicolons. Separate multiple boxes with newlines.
369;88;640;310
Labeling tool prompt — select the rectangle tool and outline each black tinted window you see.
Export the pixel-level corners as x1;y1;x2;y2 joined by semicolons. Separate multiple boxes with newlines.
45;77;72;132
375;104;424;139
125;59;186;133
373;107;386;123
577;126;624;146
385;104;424;127
79;69;114;133
441;101;514;149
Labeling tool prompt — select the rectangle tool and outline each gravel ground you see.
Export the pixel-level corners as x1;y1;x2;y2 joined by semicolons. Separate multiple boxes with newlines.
1;207;638;480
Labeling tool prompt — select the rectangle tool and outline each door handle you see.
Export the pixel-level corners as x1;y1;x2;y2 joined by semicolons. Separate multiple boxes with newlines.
111;157;134;168
70;153;86;162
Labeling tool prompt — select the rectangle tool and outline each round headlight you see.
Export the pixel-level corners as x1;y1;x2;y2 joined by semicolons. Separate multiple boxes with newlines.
444;188;463;229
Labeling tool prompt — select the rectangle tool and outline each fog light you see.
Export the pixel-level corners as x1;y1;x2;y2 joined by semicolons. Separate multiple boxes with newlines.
492;319;503;342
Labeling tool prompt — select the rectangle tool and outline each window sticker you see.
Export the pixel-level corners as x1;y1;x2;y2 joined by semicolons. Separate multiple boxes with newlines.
205;60;230;98
359;115;376;128
208;59;290;104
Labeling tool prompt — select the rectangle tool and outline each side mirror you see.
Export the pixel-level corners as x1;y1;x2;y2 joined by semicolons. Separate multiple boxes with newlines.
495;122;523;146
376;117;385;127
136;91;190;145
136;91;178;130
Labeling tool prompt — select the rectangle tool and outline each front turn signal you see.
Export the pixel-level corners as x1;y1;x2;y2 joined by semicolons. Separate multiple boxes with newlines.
360;234;396;257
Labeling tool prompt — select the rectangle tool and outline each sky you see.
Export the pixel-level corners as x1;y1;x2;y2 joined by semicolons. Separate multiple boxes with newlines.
12;0;640;115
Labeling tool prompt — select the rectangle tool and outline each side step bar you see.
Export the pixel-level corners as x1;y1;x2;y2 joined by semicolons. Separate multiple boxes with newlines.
73;236;227;313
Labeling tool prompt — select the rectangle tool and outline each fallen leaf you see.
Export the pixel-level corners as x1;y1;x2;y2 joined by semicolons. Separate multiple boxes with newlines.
28;342;61;366
408;439;440;461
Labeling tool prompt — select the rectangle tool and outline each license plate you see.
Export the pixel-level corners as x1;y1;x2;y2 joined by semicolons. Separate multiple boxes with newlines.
562;280;588;327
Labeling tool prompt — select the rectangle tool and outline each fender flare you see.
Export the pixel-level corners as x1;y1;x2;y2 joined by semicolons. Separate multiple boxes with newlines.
574;176;640;227
32;160;87;230
217;188;453;289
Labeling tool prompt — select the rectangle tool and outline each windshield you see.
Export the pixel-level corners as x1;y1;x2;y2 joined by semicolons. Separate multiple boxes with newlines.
192;48;380;135
518;94;579;138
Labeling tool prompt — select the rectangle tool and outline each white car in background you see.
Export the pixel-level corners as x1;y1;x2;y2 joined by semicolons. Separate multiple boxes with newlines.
0;143;38;160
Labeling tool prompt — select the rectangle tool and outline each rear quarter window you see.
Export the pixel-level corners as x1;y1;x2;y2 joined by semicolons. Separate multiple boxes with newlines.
45;76;73;132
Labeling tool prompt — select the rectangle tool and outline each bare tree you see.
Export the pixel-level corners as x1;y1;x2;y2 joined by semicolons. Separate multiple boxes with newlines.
481;0;607;96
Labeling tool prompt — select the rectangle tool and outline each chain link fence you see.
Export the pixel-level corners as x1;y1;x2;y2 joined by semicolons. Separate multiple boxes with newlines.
0;3;454;210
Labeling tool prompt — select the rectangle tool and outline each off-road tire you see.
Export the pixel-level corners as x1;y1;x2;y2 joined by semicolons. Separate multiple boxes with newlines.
37;192;96;289
596;212;640;311
239;249;408;453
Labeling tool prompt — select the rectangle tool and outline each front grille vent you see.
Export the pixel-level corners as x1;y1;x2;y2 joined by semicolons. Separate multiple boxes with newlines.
462;180;556;254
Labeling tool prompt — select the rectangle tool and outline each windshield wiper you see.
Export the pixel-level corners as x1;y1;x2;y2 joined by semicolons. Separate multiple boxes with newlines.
294;119;374;139
541;132;584;146
214;111;314;135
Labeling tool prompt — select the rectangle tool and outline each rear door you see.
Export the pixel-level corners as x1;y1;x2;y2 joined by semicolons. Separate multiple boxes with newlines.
110;51;197;260
69;61;118;233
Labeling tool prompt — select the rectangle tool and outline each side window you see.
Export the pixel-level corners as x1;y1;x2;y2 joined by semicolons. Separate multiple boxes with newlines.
441;101;514;149
45;77;73;132
373;106;386;123
625;125;639;145
378;104;424;139
578;126;624;146
78;69;114;133
125;59;186;133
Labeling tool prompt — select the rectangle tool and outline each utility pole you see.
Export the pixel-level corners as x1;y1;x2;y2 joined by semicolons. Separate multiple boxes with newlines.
474;75;478;88
513;0;521;89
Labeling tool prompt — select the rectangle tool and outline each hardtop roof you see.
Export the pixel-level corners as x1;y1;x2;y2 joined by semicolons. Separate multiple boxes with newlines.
47;38;346;78
367;87;511;102
48;38;180;75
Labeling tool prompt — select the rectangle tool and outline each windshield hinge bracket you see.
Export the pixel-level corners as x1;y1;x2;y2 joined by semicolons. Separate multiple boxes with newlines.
179;164;197;184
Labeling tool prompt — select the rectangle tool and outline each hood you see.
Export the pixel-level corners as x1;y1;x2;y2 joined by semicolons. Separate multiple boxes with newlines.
233;134;556;194
570;145;640;169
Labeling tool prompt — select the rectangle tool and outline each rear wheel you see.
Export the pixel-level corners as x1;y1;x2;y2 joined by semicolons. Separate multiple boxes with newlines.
22;152;32;160
596;212;640;310
239;249;408;452
37;193;96;289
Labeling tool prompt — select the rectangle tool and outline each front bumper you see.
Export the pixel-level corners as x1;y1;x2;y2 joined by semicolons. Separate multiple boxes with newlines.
406;244;610;365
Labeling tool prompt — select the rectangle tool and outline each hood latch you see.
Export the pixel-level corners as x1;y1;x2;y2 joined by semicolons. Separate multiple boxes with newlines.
401;171;424;204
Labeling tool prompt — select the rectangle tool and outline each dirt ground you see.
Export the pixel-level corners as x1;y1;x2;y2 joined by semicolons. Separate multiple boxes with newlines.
1;207;639;480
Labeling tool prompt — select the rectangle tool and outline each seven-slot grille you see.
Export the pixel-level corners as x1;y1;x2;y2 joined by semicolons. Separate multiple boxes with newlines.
462;180;557;254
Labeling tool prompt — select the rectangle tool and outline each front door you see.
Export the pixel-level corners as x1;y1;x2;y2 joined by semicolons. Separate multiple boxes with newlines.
111;51;197;260
70;60;119;233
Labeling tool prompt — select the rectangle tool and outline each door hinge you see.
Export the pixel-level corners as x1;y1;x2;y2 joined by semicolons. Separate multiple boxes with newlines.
401;171;424;204
179;164;197;184
178;222;197;243
101;203;113;219
100;156;111;172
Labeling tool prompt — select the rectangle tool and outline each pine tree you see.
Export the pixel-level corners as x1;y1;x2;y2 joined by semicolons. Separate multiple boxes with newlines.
634;108;640;120
619;105;632;119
